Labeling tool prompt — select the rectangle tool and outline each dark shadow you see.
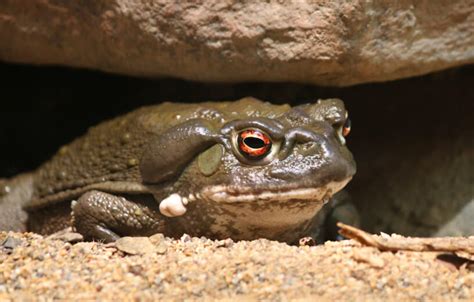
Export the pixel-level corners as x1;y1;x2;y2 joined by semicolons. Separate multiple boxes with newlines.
0;62;473;237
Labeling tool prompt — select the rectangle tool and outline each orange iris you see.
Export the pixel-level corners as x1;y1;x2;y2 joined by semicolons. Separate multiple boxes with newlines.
342;118;351;137
238;129;272;158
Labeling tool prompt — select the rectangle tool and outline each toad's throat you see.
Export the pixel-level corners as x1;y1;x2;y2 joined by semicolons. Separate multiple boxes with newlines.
200;178;351;203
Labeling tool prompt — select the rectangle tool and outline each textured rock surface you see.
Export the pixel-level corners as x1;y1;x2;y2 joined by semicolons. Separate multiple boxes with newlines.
0;0;473;85
1;231;474;300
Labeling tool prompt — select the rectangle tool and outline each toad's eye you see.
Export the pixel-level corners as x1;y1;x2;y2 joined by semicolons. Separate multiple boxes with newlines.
342;118;351;137
238;129;272;158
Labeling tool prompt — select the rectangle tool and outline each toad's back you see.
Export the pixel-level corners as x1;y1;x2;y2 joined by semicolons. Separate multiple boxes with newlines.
30;99;292;209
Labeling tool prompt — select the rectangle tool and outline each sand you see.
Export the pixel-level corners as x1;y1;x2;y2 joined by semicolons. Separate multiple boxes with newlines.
1;229;473;301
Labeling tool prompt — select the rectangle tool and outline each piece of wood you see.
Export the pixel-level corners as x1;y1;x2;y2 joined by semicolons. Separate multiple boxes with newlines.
337;222;474;254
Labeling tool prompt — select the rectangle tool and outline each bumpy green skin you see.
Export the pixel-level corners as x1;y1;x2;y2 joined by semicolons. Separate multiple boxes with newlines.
0;97;356;243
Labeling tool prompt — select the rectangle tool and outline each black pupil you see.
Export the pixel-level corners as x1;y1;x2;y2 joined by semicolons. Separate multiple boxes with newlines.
344;118;351;129
244;137;265;149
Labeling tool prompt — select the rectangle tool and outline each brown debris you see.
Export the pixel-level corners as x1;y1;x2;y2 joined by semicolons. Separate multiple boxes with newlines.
299;236;316;247
351;248;386;268
338;222;474;254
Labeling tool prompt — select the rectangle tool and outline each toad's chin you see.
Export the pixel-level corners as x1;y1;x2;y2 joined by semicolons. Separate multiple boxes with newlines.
188;178;352;242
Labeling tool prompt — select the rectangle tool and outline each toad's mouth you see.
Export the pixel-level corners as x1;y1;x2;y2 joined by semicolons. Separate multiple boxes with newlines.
157;178;351;217
199;178;351;203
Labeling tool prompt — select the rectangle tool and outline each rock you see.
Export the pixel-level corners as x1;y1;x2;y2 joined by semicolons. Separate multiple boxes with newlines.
348;82;473;237
115;236;156;255
216;238;234;248
0;1;472;86
47;228;84;243
0;174;33;233
149;233;165;245
1;236;23;250
149;233;168;254
180;234;192;243
72;242;96;254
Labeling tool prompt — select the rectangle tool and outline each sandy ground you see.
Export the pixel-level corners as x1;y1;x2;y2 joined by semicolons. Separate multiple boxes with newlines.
1;229;473;301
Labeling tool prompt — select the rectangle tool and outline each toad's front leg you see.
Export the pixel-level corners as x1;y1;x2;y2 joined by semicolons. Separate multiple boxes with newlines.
306;191;360;243
72;190;168;242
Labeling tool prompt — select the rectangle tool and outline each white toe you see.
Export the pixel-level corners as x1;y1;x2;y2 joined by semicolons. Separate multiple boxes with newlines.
159;193;187;217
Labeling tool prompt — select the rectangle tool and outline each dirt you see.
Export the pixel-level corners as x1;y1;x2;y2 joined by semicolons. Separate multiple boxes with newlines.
1;229;473;301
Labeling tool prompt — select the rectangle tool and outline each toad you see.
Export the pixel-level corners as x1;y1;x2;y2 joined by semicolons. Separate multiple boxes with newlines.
0;97;357;243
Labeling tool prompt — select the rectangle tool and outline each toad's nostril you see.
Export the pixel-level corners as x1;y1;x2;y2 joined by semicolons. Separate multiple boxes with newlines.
300;142;317;151
296;141;321;156
279;127;327;160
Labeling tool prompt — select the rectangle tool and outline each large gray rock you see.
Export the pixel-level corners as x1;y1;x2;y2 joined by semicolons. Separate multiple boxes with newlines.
0;0;473;85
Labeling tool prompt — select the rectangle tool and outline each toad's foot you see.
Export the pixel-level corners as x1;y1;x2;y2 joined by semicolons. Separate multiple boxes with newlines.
72;190;166;242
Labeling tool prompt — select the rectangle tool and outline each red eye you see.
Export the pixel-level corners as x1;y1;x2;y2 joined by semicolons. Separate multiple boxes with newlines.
238;129;272;158
342;118;351;137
